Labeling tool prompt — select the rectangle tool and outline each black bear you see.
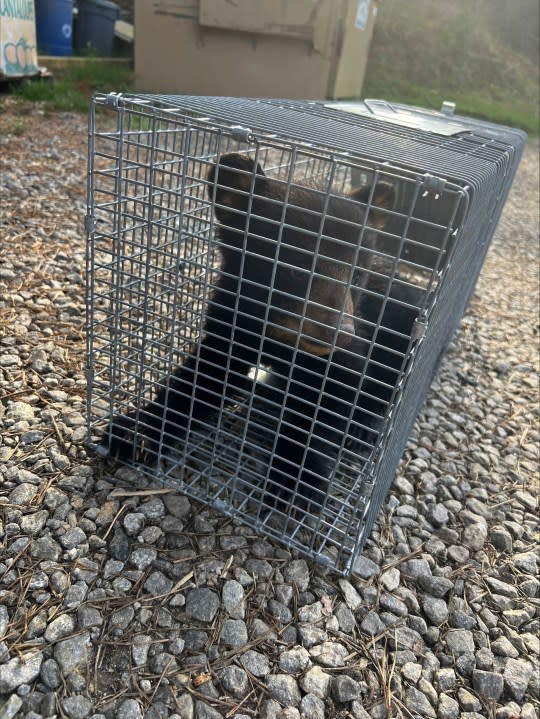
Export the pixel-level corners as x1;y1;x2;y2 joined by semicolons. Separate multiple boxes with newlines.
99;153;423;511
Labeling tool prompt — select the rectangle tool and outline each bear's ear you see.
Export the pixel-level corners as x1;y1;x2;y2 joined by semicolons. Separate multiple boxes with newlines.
350;180;395;229
207;153;266;220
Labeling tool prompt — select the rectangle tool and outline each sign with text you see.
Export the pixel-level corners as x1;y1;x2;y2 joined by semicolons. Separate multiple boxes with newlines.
1;0;38;76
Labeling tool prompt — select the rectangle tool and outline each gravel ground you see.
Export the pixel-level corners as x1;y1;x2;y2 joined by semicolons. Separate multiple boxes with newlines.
0;100;538;719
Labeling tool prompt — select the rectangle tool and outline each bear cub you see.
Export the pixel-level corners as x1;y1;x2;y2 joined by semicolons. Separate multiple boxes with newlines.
99;152;423;512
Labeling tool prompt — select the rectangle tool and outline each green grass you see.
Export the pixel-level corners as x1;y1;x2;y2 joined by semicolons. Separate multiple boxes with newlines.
10;59;133;112
362;0;539;136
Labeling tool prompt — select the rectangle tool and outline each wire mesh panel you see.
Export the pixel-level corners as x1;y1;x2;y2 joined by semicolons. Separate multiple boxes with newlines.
86;94;525;574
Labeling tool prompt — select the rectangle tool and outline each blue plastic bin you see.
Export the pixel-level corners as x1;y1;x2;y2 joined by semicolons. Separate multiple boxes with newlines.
35;0;73;56
75;0;119;56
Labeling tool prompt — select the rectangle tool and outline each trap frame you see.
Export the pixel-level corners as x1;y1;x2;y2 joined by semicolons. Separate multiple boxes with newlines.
86;94;525;575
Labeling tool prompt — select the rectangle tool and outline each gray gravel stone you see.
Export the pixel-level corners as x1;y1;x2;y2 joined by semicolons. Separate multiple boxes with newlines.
44;613;76;642
360;610;386;636
457;687;482;711
503;657;534;701
434;667;456;692
380;567;400;592
0;606;8;638
218;666;249;698
168;637;185;655
0;695;23;719
129;547;157;570
20;509;49;535
472;669;504;700
110;605;135;630
299;693;325;719
392;626;425;654
297;624;327;648
244;558;273;579
422;596;449;625
143;570;173;596
445;629;475;655
7;402;35;421
260;699;283;719
475;647;494;671
122;512;145;536
31;534;62;561
185;588;220;622
283;560;310;591
447;544;470;563
520;577;540;597
401;661;422;684
426;502;450;527
300;666;331;699
222;579;245;619
9;483;39;506
0;651;43;692
269;598;293;623
109;528;130;561
338;578;363;610
503;608;531;627
521;703;539;719
240;649;271;677
418;575;454;598
64;581;88;608
462;523;488;550
132;635;152;667
334;601;356;632
40;658;61;689
352;556;379;579
489;526;513;553
194;701;222;719
485;576;518;598
309;641;348;667
162;494;191;518
279;645;310;673
251;618;276;640
404;686;436;718
491;636;520;658
455;652;477;677
495;702;524;719
437;694;460;719
219;619;248;648
380;592;408;616
175;694;194;719
297;601;322;623
331;674;362;702
266;673;301;706
77;605;103;629
61;695;94;719
350;701;371;719
513;551;537;574
54;632;91;675
401;557;432;579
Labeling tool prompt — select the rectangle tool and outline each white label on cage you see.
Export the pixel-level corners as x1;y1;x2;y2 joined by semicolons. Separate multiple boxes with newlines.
355;0;370;30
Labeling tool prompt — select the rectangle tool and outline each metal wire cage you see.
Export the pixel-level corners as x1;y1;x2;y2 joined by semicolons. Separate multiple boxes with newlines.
86;94;525;575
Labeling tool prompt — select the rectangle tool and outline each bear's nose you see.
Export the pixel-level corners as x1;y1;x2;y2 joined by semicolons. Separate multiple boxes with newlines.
336;315;356;348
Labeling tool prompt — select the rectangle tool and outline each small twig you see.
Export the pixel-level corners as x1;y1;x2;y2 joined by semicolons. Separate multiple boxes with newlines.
102;504;128;541
109;487;174;498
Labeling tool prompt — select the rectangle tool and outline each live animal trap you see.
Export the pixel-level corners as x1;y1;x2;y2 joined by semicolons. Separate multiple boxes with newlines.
86;94;525;574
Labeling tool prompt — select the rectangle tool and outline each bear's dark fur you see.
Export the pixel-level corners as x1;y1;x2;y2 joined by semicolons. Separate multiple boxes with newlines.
100;153;424;511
